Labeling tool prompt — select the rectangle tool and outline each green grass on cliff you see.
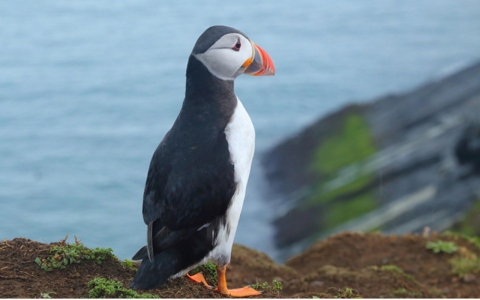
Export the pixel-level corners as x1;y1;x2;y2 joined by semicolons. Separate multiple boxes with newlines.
307;113;377;229
325;192;376;229
307;174;372;205
34;237;115;271
312;114;376;176
450;198;480;237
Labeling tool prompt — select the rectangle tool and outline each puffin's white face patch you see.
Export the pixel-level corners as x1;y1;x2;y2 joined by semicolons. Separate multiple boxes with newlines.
194;33;253;81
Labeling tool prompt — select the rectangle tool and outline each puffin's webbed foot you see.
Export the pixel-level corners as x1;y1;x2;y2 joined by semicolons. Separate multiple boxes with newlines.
186;265;261;297
215;265;262;297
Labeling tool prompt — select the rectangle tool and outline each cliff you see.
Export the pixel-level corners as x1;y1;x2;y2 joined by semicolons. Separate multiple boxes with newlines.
263;61;480;259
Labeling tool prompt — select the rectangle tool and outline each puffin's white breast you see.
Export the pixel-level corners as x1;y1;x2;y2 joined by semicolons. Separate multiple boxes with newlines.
208;98;255;266
225;98;255;183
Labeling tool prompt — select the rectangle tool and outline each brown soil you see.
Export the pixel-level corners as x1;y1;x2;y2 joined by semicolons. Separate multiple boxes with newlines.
1;232;479;298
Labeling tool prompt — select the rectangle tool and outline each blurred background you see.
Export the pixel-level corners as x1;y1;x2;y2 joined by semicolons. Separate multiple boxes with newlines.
1;0;480;262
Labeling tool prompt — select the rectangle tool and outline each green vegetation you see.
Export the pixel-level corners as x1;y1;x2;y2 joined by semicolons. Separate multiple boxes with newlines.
426;241;458;254
312;114;376;176
449;198;480;237
333;287;361;298
450;257;480;277
40;292;55;298
370;264;414;281
425;235;480;277
121;259;137;271
380;265;403;272
188;261;218;286
427;287;444;297
393;288;421;297
442;231;480;249
250;279;282;292
309;175;372;205
87;277;157;298
325;193;376;229
34;239;115;271
306;113;377;230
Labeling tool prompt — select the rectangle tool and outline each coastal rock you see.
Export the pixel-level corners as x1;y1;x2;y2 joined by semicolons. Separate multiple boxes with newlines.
263;61;480;259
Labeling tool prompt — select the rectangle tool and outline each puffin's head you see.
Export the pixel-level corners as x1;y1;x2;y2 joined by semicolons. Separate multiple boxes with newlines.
191;25;275;81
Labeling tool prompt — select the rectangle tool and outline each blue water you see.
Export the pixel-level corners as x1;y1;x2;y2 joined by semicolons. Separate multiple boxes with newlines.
1;1;480;261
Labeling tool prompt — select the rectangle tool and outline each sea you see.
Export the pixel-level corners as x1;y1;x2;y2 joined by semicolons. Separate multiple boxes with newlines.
1;0;480;261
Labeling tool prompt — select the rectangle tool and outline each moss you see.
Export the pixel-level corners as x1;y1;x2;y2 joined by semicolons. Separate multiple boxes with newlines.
305;113;377;229
450;257;480;277
34;237;115;271
307;174;372;206
324;192;376;229
427;287;445;297
379;265;403;272
312;114;376;176
332;287;361;298
87;277;157;298
393;288;421;297
370;264;414;281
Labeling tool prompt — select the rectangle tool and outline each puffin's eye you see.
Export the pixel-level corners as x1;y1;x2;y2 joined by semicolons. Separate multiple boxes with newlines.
232;40;241;51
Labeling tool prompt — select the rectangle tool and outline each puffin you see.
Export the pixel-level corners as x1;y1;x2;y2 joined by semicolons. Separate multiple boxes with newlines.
130;25;275;297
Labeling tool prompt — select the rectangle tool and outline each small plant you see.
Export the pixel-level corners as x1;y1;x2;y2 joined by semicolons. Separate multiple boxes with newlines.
465;236;480;249
250;279;282;292
379;265;403;273
333;287;361;298
450;257;480;277
250;281;269;290
87;277;157;298
272;279;282;291
40;292;55;298
121;259;137;270
426;240;458;254
442;231;480;249
34;236;115;271
188;261;218;286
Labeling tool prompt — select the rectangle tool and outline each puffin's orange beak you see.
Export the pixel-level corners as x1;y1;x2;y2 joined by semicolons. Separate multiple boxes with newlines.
242;42;275;76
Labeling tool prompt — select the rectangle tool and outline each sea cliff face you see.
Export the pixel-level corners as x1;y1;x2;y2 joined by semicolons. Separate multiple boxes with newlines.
263;61;480;259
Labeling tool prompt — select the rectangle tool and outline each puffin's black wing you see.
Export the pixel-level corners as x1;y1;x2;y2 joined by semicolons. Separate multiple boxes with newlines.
139;116;236;258
143;125;236;228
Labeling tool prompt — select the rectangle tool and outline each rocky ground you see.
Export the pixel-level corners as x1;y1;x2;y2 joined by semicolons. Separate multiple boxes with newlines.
1;231;480;298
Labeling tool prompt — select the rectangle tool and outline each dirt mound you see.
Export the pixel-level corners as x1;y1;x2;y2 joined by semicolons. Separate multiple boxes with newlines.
1;232;479;298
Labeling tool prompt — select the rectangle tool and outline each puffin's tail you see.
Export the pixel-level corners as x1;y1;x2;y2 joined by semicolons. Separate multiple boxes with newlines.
130;227;214;290
130;248;181;290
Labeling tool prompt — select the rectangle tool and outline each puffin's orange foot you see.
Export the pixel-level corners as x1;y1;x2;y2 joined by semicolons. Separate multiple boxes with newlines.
215;286;262;297
186;273;212;288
